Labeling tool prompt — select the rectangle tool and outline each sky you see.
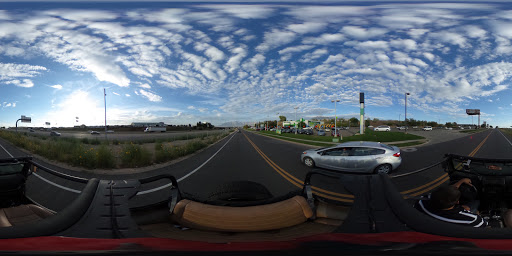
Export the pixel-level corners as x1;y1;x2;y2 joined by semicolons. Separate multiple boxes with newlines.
1;1;512;128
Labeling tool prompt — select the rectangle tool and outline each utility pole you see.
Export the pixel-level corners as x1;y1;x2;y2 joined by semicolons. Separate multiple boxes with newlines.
104;88;107;140
331;99;340;138
359;93;364;135
405;93;410;134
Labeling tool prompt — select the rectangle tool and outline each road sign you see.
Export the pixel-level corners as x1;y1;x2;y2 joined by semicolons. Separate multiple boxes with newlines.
20;115;31;123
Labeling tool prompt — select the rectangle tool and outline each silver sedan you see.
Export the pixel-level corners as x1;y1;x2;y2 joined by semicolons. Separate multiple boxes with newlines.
301;141;401;174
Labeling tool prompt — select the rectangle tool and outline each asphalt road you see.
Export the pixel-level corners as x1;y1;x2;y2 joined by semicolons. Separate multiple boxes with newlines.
0;128;511;212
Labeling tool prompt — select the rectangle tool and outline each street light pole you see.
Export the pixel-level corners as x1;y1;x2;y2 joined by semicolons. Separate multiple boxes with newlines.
294;107;298;134
405;93;410;134
332;99;340;137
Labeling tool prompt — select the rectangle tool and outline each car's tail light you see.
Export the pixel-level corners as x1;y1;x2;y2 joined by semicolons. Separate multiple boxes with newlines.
303;152;307;154
393;152;401;157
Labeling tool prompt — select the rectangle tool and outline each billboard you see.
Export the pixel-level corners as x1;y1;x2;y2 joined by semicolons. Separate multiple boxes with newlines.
466;109;480;115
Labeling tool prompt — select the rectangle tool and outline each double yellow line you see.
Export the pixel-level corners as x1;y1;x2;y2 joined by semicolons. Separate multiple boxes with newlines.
245;130;493;203
243;133;354;203
400;130;493;198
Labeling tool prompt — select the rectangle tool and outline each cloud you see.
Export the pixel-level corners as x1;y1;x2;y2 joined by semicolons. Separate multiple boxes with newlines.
287;22;327;34
125;94;130;97
341;26;388;39
112;92;120;96
4;79;34;88
0;63;47;82
256;29;297;52
203;5;274;19
138;89;162;102
50;84;62;90
303;33;344;45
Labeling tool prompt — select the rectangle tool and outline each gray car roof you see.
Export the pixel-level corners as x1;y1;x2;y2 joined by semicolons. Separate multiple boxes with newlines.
334;141;389;147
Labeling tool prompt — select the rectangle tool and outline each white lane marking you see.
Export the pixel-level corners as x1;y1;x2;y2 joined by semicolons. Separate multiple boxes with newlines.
136;132;237;195
32;173;81;193
0;142;14;158
498;129;512;147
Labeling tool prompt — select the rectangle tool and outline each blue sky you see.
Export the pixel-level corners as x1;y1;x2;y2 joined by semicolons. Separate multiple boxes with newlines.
1;1;512;128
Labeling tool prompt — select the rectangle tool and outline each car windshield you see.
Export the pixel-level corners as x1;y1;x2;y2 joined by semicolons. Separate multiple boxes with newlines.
1;0;512;254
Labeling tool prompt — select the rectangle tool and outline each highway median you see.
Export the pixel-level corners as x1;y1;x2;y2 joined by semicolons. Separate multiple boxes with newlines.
253;129;425;148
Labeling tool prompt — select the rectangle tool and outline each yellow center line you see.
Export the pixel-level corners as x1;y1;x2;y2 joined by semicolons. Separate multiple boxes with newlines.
400;173;448;194
400;130;493;196
243;133;354;203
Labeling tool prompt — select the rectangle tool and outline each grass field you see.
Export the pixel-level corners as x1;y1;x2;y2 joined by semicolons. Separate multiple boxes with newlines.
459;129;485;134
393;141;425;147
258;129;424;143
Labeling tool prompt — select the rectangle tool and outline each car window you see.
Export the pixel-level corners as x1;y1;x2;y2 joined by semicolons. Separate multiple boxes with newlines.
0;163;24;175
323;147;352;156
352;147;384;156
380;144;394;150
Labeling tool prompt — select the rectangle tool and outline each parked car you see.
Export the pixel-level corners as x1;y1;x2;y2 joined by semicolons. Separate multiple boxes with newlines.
50;131;61;136
374;125;391;132
397;126;407;130
317;129;326;136
90;131;100;135
331;128;342;137
301;141;402;174
304;129;313;135
422;126;432;131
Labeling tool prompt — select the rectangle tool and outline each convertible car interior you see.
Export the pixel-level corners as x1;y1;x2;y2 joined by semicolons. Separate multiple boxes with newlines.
3;154;512;248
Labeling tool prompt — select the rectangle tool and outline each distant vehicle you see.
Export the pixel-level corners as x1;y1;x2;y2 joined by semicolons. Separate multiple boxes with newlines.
90;131;100;135
412;126;418;129
304;129;313;135
144;126;166;133
446;127;453;130
106;130;114;133
317;129;326;136
374;125;391;132
397;126;407;130
331;128;342;137
301;141;402;174
50;131;61;136
422;126;433;131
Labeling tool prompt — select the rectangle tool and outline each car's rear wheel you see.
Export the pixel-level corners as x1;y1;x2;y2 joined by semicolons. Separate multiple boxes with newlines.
303;157;315;167
374;164;392;174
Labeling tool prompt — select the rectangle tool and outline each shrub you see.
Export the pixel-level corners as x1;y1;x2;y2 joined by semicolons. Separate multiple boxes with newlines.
120;143;152;167
90;139;101;145
96;145;115;168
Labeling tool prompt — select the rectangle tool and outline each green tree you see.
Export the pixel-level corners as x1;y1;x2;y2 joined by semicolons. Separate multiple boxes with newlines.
243;124;249;129
279;116;287;121
349;117;359;126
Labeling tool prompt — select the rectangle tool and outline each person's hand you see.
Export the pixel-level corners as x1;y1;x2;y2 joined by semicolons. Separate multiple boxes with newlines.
453;178;472;189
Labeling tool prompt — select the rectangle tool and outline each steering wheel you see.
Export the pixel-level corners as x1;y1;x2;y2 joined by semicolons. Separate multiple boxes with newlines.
459;182;478;193
458;182;479;205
